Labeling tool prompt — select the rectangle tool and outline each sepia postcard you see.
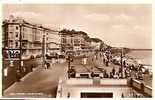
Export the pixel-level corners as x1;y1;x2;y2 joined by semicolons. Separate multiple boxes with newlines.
1;0;153;99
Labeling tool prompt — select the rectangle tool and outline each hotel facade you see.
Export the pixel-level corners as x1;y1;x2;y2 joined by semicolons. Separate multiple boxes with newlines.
2;15;60;59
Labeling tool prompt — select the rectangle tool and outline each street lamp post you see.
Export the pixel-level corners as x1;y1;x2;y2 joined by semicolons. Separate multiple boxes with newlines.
67;53;73;78
42;35;46;68
15;23;23;82
19;24;22;73
67;54;71;78
121;48;123;78
67;54;71;70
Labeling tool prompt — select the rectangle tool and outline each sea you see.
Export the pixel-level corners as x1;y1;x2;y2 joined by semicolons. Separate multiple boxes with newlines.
126;50;152;65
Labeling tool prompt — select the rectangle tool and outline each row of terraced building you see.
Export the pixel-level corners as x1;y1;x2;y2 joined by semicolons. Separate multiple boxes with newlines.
2;15;109;59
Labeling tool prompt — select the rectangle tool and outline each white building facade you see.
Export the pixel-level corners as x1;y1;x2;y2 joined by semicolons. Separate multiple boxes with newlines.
2;15;60;59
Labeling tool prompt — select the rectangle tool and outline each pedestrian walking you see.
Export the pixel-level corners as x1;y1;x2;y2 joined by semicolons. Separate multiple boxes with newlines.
123;60;126;67
124;68;128;78
31;64;34;72
116;72;119;79
122;93;124;98
112;67;116;75
67;92;70;98
91;72;94;78
118;67;122;77
16;70;21;82
46;62;50;69
44;61;47;69
110;72;113;78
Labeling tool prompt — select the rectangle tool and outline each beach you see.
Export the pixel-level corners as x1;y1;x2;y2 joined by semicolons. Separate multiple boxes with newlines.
126;50;152;65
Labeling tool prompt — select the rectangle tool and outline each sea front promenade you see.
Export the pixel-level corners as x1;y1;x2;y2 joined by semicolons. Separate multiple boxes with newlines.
3;49;152;98
57;51;152;98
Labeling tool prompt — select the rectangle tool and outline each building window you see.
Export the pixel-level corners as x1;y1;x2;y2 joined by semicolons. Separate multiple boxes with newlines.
22;43;26;48
16;32;18;37
9;32;13;38
62;38;66;44
16;26;19;30
15;42;18;47
9;41;13;48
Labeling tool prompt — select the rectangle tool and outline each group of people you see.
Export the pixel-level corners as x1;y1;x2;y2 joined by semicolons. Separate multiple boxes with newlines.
44;61;51;69
110;61;143;80
68;66;76;78
123;64;144;80
94;50;145;80
102;67;123;79
102;51;112;66
67;50;147;80
101;62;144;80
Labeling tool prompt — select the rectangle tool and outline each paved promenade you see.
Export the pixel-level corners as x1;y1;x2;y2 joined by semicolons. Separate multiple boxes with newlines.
4;62;67;98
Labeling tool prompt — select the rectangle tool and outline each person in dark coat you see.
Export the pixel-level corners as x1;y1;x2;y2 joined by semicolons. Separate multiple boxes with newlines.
91;72;94;78
119;67;122;74
46;62;50;69
110;72;113;78
112;67;116;75
123;60;126;67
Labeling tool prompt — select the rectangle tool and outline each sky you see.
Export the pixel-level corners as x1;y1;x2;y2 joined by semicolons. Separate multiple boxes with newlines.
2;4;152;49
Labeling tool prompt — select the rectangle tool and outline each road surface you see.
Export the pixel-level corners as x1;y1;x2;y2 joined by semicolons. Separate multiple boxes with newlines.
4;61;67;98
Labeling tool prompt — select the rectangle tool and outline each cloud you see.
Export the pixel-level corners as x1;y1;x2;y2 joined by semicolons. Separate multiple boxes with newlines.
43;24;61;30
4;5;150;49
114;13;134;21
11;11;45;24
11;12;43;19
133;25;141;30
84;13;111;22
112;24;125;29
